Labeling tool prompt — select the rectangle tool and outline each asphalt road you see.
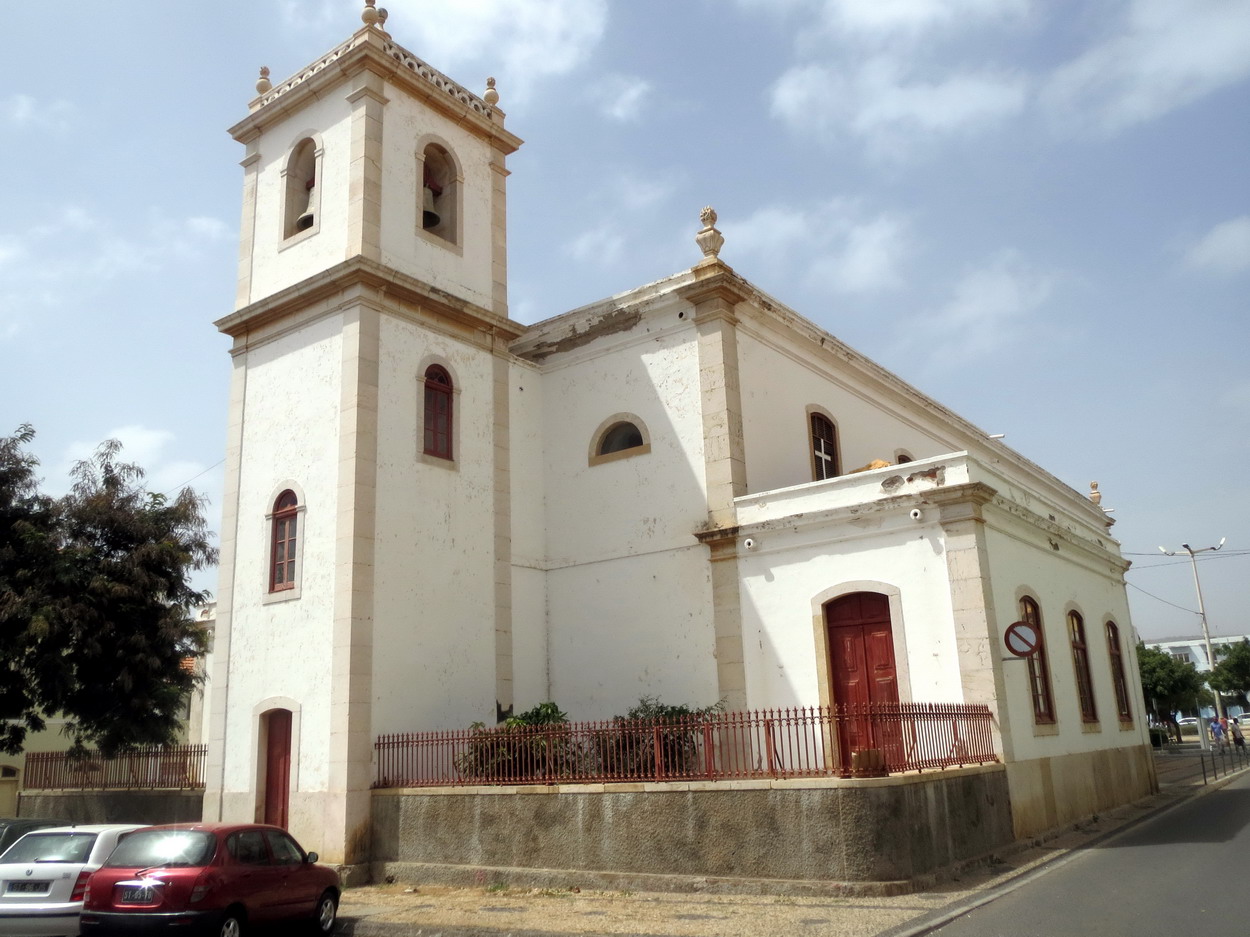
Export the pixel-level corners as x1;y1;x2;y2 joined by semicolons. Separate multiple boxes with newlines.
921;770;1250;937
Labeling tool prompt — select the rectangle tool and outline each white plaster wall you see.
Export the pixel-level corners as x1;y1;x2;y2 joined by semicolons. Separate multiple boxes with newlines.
737;519;963;710
223;315;345;793
378;87;496;310
546;548;720;719
737;328;956;495
370;315;500;734
537;314;717;718
247;95;354;304
509;365;549;709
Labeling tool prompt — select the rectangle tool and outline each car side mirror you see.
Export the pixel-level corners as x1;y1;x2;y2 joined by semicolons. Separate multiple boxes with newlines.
306;851;319;863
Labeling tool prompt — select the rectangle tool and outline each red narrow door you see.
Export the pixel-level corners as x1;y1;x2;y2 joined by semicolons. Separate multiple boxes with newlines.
263;709;292;828
826;593;900;769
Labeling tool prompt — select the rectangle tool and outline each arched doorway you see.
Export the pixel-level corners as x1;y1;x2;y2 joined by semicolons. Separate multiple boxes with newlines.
260;709;292;828
825;592;900;771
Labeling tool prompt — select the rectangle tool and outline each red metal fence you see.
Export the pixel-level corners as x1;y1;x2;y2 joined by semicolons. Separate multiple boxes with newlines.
375;703;998;788
23;745;207;791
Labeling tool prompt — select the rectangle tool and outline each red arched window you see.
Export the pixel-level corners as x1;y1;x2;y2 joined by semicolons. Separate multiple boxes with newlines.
424;365;453;460
270;490;299;592
810;413;838;481
1021;596;1055;724
1106;621;1133;722
1069;611;1098;722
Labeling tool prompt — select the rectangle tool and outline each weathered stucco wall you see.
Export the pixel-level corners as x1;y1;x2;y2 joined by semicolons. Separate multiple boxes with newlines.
1006;744;1156;839
371;768;1013;886
19;791;204;826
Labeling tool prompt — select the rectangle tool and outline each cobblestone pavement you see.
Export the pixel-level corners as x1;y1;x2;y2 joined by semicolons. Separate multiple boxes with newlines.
336;748;1242;937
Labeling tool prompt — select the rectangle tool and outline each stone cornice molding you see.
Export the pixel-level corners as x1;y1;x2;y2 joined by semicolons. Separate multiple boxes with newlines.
230;27;523;156
925;482;998;525
215;255;525;347
676;260;752;318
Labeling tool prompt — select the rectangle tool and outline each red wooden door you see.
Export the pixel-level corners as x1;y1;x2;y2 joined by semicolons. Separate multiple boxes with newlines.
263;709;292;829
826;593;900;769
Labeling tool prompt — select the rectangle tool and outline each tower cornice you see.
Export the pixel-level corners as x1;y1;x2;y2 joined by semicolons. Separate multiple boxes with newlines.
229;26;523;156
215;255;527;349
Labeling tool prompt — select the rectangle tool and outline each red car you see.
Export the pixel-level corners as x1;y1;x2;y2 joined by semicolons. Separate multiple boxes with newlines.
79;822;339;936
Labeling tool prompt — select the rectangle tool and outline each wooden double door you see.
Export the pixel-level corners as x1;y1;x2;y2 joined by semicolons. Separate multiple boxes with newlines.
825;592;900;769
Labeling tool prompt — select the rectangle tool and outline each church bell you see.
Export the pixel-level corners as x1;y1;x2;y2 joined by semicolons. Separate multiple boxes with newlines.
295;180;316;231
422;185;441;229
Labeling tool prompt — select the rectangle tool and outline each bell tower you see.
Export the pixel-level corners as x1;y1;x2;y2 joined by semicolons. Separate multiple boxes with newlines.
204;1;526;873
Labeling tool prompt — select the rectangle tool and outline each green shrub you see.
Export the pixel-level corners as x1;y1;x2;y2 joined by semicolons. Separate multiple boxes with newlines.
456;701;580;782
595;696;725;779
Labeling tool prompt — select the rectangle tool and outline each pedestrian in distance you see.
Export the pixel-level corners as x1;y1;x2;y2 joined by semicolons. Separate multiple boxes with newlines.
1211;719;1226;751
1231;718;1245;749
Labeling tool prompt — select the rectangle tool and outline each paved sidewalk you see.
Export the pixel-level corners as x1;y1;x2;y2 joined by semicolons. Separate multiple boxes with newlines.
336;748;1245;937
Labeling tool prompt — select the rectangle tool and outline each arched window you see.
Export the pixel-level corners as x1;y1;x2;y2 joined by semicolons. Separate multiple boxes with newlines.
269;490;299;592
283;138;319;239
599;422;644;455
1020;596;1055;724
423;365;453;460
1068;611;1097;722
1106;621;1132;722
810;413;839;481
420;144;458;244
1065;612;1095;724
588;415;651;466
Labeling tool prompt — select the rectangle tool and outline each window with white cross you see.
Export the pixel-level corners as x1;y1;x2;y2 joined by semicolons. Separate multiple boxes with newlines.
810;413;839;481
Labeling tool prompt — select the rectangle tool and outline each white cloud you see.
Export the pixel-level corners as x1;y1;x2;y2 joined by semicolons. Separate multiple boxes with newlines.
723;199;912;294
771;58;1027;155
732;0;1030;37
2;93;73;132
562;170;678;269
1043;0;1250;133
591;74;653;122
379;0;608;102
818;0;1031;38
907;250;1054;362
0;208;233;342
1184;216;1250;275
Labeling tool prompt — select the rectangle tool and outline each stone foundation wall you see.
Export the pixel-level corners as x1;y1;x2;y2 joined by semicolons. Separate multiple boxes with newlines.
19;790;203;825
1005;743;1156;839
371;766;1012;886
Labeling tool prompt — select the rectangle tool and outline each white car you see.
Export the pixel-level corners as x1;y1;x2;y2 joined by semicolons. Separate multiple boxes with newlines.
0;824;147;936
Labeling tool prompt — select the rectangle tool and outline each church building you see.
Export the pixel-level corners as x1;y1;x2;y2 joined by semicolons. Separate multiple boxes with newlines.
202;2;1154;872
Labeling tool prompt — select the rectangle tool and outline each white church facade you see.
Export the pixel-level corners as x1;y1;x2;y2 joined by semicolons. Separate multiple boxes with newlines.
202;3;1154;872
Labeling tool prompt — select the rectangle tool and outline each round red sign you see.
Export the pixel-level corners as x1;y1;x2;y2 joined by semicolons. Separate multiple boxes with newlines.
1004;621;1040;658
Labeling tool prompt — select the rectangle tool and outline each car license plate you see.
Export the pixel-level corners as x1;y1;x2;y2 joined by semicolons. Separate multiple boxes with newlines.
7;880;49;893
119;885;155;903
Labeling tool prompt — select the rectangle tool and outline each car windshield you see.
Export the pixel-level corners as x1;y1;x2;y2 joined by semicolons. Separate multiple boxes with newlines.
104;830;215;868
0;832;96;864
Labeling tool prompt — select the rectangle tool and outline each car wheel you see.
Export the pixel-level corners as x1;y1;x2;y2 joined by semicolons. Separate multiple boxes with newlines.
219;911;245;937
312;889;338;934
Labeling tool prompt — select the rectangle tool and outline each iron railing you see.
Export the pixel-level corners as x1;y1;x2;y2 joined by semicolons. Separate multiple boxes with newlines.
23;745;207;791
374;702;998;788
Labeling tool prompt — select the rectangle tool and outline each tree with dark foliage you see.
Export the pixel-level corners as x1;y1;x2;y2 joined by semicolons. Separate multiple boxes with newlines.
1137;643;1205;740
0;425;216;756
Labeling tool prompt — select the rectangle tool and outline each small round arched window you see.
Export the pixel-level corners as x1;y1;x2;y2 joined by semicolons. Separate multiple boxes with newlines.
599;422;644;455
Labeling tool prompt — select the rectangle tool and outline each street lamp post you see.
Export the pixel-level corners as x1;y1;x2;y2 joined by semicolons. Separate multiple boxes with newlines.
1160;538;1227;747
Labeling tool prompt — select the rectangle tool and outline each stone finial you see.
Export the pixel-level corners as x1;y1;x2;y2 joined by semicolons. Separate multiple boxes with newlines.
484;77;500;105
695;206;725;258
378;7;389;29
362;0;379;26
255;66;272;95
1089;481;1102;505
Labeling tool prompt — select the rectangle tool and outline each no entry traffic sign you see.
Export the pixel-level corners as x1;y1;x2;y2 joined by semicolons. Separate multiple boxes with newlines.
1004;621;1040;658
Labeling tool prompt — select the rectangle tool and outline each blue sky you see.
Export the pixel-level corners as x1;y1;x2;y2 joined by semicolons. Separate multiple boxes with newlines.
1;0;1246;641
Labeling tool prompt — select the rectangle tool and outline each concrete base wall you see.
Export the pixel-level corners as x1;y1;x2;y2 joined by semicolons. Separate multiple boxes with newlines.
371;767;1013;886
19;791;204;825
1006;744;1156;839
